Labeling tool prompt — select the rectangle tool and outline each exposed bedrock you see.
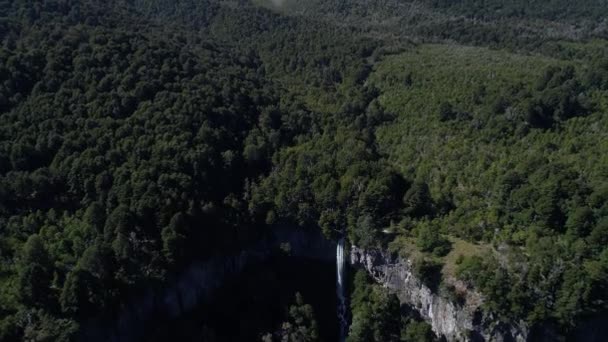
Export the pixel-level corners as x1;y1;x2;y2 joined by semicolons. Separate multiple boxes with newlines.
350;246;528;342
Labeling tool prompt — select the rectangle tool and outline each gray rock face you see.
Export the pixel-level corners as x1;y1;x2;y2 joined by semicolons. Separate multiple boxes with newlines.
350;246;528;342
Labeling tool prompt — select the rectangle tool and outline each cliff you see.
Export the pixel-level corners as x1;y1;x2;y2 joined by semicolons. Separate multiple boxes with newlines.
350;246;529;342
82;226;335;342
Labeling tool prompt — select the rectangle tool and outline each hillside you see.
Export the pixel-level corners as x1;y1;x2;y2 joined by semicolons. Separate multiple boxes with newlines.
0;0;607;341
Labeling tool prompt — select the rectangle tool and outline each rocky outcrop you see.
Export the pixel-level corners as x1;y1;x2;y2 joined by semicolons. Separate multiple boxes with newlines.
350;246;528;342
83;226;335;342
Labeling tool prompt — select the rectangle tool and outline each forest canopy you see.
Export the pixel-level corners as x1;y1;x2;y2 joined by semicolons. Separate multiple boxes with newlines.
0;0;607;341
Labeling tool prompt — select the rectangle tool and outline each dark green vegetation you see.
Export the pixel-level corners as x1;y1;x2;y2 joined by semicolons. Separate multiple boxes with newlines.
1;0;607;341
348;270;435;342
372;43;608;328
149;257;333;342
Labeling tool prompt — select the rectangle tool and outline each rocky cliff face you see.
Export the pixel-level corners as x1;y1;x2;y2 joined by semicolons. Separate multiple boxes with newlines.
83;227;335;342
350;246;528;342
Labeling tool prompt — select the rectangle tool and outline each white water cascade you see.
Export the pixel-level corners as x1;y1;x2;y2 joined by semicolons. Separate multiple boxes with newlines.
336;238;347;342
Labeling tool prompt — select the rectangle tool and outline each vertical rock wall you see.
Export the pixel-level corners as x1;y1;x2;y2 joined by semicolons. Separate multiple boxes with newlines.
83;227;335;342
350;246;528;342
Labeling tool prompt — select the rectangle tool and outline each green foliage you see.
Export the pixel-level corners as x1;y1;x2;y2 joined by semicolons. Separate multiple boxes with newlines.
455;246;608;327
416;221;451;257
521;65;590;128
83;202;106;234
161;212;188;264
438;101;457;122
0;1;298;335
565;206;594;236
425;0;608;21
348;270;436;342
59;242;116;316
368;40;608;330
402;320;435;342
251;126;406;247
403;182;434;218
0;0;607;339
17;235;53;307
21;310;79;342
60;269;94;315
263;293;320;342
348;271;401;342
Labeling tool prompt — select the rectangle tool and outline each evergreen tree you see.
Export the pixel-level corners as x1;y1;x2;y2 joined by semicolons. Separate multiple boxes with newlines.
17;235;52;307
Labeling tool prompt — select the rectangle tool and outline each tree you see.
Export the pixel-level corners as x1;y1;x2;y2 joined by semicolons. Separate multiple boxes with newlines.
83;202;106;234
21;312;79;342
18;235;52;307
565;207;594;236
60;269;96;315
348;270;401;342
351;214;377;249
266;293;320;342
588;217;608;253
347;303;373;342
438;101;456;121
416;222;451;256
103;205;133;243
77;243;114;280
369;287;401;341
161;212;188;264
402;320;435;342
283;293;319;342
534;186;564;231
403;182;434;218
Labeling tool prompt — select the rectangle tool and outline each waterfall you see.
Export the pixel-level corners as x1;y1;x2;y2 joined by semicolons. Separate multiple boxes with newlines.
336;238;347;342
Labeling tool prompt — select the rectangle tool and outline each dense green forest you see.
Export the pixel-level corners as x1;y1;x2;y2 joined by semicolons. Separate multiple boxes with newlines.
1;0;607;341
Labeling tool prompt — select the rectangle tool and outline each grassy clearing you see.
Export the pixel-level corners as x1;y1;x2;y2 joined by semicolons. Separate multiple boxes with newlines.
388;234;491;279
441;237;492;279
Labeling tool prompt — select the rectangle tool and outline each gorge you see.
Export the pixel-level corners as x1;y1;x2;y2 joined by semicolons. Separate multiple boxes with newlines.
83;227;581;342
82;227;336;341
